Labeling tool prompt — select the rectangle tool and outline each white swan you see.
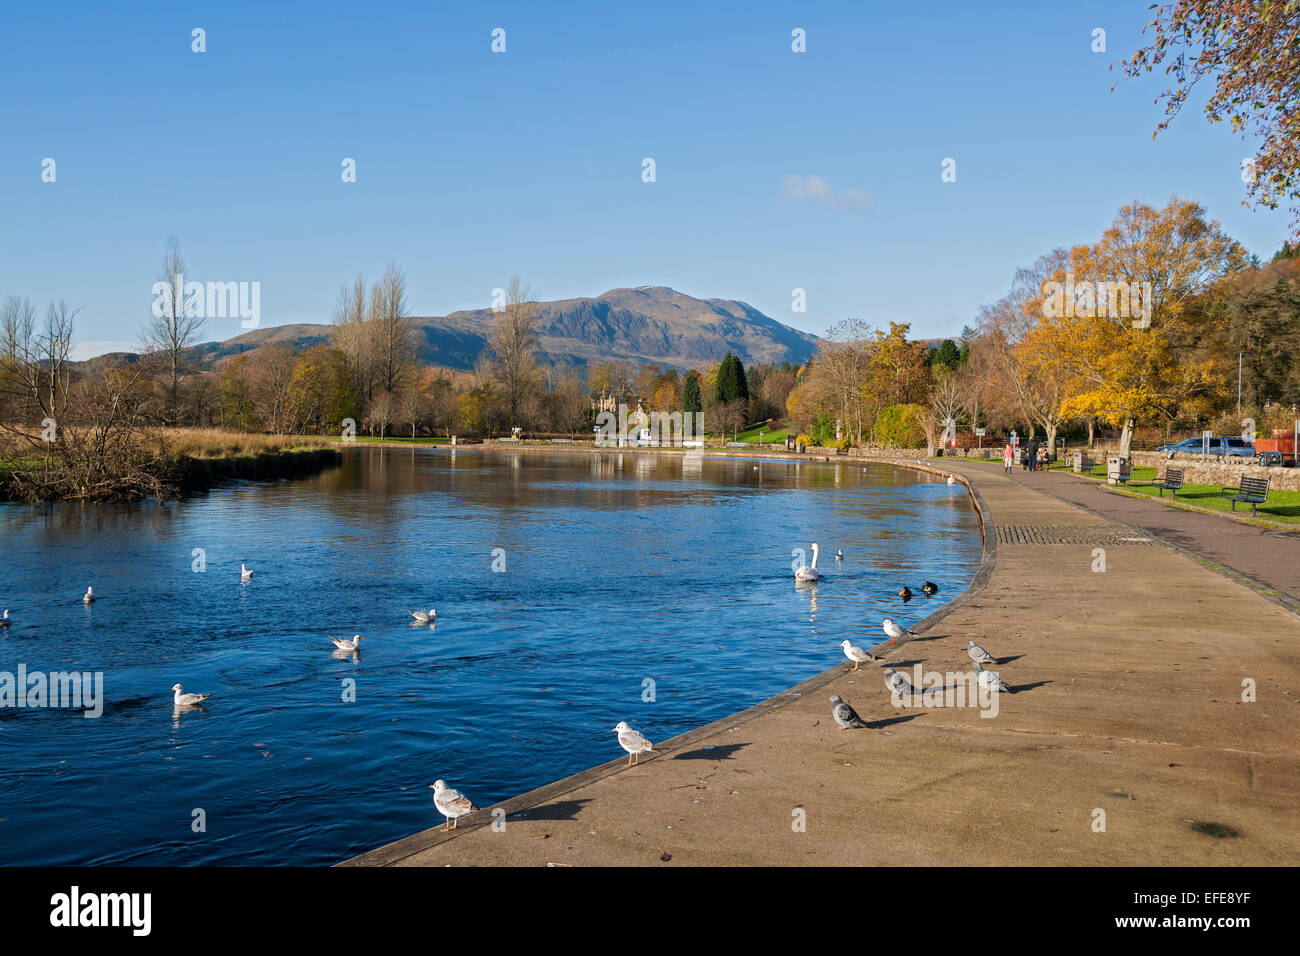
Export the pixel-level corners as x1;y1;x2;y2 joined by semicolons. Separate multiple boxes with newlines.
240;563;253;581
330;634;361;651
171;683;211;706
794;543;823;582
83;586;95;604
409;608;437;625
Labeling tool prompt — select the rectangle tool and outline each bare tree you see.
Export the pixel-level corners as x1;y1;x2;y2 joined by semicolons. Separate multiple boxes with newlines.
143;249;206;421
369;262;415;396
330;275;375;401
0;296;78;448
490;275;542;425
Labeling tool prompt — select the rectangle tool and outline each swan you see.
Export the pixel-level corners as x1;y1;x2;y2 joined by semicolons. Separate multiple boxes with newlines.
409;608;437;625
330;634;361;651
171;683;211;706
83;587;94;604
794;543;823;582
240;563;253;581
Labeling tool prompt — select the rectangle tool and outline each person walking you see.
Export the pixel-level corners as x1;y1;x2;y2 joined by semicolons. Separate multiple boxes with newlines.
1002;442;1014;474
1027;439;1039;472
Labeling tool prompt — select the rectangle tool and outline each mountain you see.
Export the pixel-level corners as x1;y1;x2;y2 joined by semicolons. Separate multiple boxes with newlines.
179;286;821;372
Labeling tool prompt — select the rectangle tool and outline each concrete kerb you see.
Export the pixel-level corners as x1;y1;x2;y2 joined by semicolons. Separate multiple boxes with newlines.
339;457;994;866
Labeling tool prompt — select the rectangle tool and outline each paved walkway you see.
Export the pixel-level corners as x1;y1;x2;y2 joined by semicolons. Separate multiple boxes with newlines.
1004;465;1300;603
344;462;1300;866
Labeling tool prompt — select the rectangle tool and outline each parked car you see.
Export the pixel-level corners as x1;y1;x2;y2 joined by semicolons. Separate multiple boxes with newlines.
1156;436;1256;459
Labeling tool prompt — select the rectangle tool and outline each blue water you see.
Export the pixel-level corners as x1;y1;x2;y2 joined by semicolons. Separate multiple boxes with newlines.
0;447;980;865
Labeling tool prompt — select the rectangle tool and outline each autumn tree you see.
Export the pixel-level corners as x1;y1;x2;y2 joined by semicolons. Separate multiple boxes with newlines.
1056;198;1248;456
1121;3;1300;235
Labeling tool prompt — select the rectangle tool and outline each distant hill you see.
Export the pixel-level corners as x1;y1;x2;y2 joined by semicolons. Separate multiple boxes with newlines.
89;287;823;373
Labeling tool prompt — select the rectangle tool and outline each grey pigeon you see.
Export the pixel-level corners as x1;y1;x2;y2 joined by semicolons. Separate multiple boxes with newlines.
829;694;868;729
975;663;1013;694
967;641;996;665
884;667;916;697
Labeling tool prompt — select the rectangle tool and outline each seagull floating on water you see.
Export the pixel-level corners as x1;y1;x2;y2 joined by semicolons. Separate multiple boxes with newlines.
921;581;939;597
612;720;655;765
171;683;211;707
82;587;95;604
898;586;913;603
240;563;253;581
0;609;9;627
835;549;843;562
409;608;437;625
967;641;996;665
839;639;877;671
881;618;914;645
794;543;823;583
947;475;956;485
975;663;1014;694
430;779;479;831
829;694;868;730
330;634;361;651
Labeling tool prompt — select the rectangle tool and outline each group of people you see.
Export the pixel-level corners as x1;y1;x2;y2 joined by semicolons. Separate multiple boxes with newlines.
1001;440;1050;473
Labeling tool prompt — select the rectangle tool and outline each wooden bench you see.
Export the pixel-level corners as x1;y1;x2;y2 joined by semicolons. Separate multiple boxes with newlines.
1153;467;1183;497
1219;476;1270;515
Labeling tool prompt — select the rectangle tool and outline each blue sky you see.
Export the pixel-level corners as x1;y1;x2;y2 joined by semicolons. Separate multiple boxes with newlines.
0;0;1290;358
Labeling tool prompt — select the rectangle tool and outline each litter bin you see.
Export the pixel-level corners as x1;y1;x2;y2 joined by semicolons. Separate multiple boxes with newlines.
1106;455;1127;486
1072;451;1085;473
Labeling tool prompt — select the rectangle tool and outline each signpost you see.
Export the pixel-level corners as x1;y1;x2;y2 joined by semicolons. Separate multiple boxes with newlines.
974;427;986;451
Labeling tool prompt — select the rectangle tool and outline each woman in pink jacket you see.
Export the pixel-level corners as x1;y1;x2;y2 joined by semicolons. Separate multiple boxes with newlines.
1002;443;1014;474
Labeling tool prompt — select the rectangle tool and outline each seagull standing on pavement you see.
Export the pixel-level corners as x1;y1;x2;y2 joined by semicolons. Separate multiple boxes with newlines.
430;779;479;831
839;639;877;671
881;618;914;645
612;721;655;765
829;695;869;729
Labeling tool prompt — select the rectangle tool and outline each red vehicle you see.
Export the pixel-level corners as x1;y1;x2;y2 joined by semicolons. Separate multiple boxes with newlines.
1254;430;1297;467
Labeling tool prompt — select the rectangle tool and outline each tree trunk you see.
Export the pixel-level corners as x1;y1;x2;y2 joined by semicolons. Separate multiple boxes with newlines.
1086;418;1094;448
1119;418;1134;458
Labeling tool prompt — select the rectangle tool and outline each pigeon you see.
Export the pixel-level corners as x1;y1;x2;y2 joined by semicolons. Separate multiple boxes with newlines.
0;609;9;627
430;779;479;831
883;667;916;698
975;663;1013;694
409;608;437;625
967;641;996;665
612;720;655;765
898;586;913;603
839;639;877;671
330;634;362;651
240;563;253;581
881;618;914;644
921;581;939;597
83;586;95;604
171;683;211;707
829;694;868;729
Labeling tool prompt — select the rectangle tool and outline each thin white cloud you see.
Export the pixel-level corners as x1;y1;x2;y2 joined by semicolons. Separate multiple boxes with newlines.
781;175;874;214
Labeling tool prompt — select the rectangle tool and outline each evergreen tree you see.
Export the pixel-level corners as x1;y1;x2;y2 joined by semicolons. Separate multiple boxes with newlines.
683;371;702;414
733;355;749;400
715;352;745;403
933;339;961;370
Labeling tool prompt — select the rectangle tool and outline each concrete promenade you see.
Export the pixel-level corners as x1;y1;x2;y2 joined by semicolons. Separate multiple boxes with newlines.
344;456;1300;866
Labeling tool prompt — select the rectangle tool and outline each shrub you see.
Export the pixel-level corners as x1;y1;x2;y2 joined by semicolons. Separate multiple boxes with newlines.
874;403;927;447
795;433;814;447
